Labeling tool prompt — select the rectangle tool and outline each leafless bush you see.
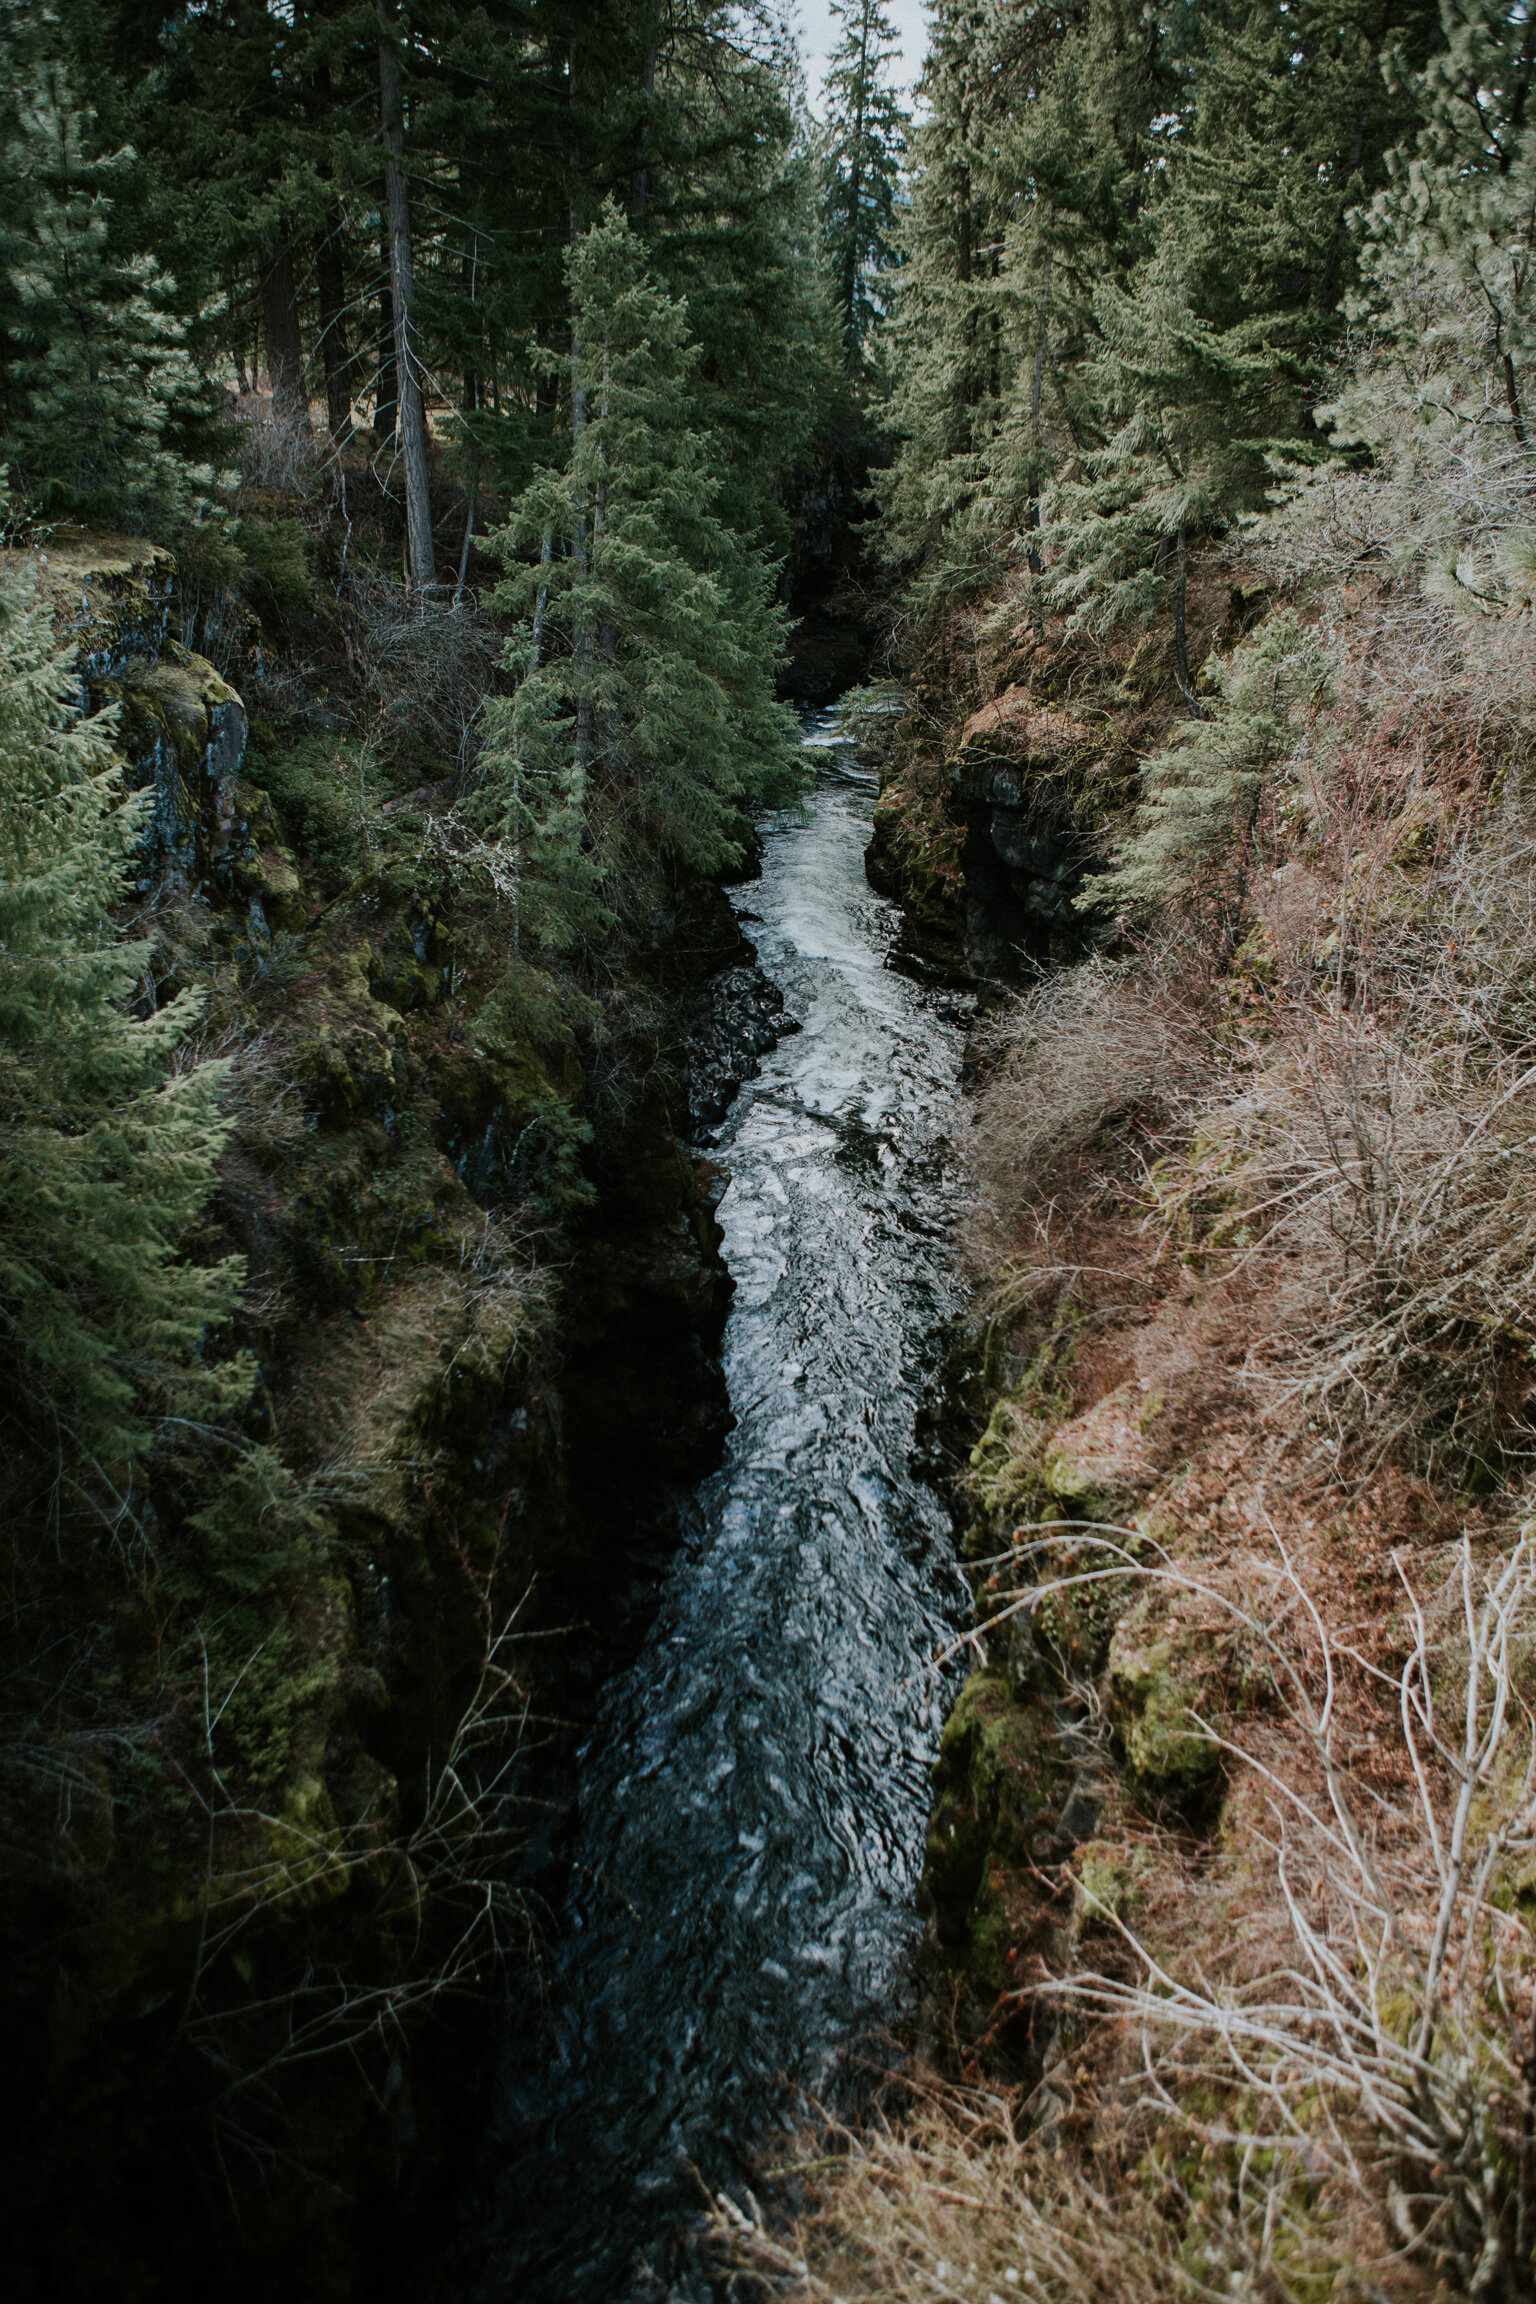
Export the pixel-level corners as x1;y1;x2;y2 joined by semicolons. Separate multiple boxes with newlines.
704;2083;1372;2304
238;642;326;727
965;946;1218;1299
349;565;504;776
971;953;1215;1244
166;1584;539;2135
229;394;325;505
723;1529;1536;2304
417;805;522;908
1119;790;1536;1477
1008;1527;1536;2303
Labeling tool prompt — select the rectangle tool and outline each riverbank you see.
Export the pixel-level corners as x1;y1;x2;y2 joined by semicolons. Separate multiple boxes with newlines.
0;530;787;2302
715;510;1536;2295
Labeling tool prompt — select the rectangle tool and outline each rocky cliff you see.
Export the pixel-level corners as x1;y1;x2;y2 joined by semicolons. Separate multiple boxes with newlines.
2;532;774;2302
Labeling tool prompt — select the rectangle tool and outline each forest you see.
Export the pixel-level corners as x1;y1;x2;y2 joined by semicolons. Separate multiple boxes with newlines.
3;0;1536;2298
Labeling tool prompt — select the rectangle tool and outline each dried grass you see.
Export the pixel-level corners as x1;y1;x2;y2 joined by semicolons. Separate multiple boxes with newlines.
967;630;1536;1479
713;1526;1536;2304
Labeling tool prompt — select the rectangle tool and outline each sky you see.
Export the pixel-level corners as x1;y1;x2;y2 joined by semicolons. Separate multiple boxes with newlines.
792;0;931;115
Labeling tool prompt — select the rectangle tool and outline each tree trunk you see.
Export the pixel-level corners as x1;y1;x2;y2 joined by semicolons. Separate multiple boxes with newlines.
629;5;660;225
1025;246;1052;619
378;6;436;598
314;206;353;446
838;1;871;370
1174;524;1201;717
530;532;553;665
571;289;593;779
375;215;397;452
260;243;309;427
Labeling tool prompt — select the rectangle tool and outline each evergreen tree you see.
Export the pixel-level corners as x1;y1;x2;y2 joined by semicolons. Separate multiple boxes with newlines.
1095;610;1330;924
0;55;216;526
483;203;801;906
1043;228;1291;705
819;0;907;377
881;0;1171;622
1037;3;1433;690
0;577;243;1476
1345;0;1536;448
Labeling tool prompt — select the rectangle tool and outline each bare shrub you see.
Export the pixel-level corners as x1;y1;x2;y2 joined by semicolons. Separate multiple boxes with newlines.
1010;1526;1536;2302
349;564;503;776
1124;786;1536;1478
166;1580;540;2140
719;1528;1536;2304
968;949;1217;1250
705;2083;1380;2303
228;393;324;504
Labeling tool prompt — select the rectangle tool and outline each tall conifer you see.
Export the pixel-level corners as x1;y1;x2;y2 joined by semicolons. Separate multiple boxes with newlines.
0;58;215;525
0;578;242;1476
819;0;907;377
483;204;800;910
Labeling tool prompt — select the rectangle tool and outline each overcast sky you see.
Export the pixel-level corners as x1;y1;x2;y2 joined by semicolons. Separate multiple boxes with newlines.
792;0;930;115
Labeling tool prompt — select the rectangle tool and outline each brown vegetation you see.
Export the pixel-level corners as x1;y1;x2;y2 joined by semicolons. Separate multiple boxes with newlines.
715;380;1536;2304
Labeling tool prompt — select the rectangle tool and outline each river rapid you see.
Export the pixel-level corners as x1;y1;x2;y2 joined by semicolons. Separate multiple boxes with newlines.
472;714;970;2300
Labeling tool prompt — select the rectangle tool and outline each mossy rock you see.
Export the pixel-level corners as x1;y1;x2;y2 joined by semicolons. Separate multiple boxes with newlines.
1039;1379;1156;1524
93;643;249;874
1108;1600;1221;1807
228;837;306;932
25;527;177;675
925;1672;1070;1939
1076;1835;1154;1925
295;1025;399;1129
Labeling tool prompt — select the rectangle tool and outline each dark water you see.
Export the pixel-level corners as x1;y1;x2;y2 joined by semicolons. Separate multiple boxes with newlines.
474;716;969;2299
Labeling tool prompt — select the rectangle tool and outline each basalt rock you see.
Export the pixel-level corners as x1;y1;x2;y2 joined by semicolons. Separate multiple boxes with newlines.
29;529;255;891
685;962;792;1136
947;688;1106;974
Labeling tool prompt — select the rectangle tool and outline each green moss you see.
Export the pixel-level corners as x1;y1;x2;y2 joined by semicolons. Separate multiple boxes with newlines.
924;1671;1072;1986
1109;1605;1221;1806
965;1313;1080;1540
1077;1836;1153;1923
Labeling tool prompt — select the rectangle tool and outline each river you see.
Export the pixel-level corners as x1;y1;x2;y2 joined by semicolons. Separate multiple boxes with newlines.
467;712;969;2300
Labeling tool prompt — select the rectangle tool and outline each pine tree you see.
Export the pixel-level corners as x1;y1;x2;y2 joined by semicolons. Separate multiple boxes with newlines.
0;57;216;526
483;203;801;903
1043;229;1291;705
819;0;907;377
1095;611;1330;924
881;0;1172;623
1037;2;1436;692
1344;0;1536;449
0;576;243;1476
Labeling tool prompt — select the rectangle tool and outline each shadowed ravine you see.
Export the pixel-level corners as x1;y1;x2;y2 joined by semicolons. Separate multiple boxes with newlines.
471;715;970;2300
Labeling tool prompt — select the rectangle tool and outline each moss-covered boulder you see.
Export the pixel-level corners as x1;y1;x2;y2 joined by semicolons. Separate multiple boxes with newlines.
1108;1595;1222;1808
23;531;253;884
22;527;177;680
865;748;968;974
98;645;249;875
924;1672;1075;1990
1039;1379;1157;1524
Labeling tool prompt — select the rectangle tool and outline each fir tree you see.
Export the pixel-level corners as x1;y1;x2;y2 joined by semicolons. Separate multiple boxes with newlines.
1095;611;1330;924
0;57;216;525
1043;228;1291;705
1346;0;1536;448
881;0;1172;622
0;576;243;1476
819;0;907;377
483;203;801;908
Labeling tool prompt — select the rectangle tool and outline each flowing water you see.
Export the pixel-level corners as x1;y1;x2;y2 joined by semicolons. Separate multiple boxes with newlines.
473;714;969;2300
